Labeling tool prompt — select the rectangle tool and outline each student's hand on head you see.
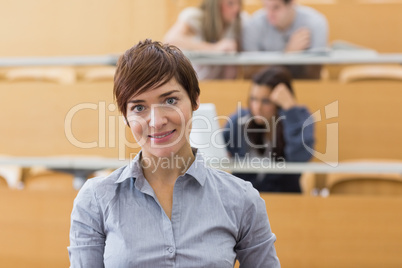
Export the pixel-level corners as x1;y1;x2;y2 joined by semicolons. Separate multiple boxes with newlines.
285;27;311;52
213;39;237;52
269;83;296;110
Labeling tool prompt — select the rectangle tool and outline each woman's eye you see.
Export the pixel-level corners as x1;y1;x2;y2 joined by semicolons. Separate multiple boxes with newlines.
132;105;145;112
166;97;177;105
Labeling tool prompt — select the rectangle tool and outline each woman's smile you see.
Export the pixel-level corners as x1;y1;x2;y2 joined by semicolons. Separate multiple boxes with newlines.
148;129;176;144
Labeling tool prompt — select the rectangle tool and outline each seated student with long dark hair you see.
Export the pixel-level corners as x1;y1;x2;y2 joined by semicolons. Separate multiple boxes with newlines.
223;66;314;192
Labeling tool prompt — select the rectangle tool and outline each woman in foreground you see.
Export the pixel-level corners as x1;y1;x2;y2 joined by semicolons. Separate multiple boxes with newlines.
68;39;280;267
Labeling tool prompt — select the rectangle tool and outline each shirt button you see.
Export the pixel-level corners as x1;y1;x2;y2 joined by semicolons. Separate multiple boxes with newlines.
167;247;174;253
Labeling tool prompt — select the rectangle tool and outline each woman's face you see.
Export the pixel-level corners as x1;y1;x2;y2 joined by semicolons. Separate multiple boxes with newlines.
249;83;277;125
221;0;241;24
126;78;198;159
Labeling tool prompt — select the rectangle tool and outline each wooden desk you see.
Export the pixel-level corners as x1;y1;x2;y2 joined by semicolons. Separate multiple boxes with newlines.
262;194;402;268
184;51;402;65
1;189;401;267
1;156;401;174
0;189;76;268
0;55;117;67
1;50;402;67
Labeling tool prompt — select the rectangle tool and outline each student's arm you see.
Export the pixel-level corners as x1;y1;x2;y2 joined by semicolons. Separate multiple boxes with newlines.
285;28;311;52
280;106;315;162
286;14;328;52
270;83;314;162
68;179;105;268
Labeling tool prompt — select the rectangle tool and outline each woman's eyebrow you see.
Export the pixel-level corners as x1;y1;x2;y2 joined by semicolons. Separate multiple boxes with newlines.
159;90;180;98
127;90;180;104
127;99;144;104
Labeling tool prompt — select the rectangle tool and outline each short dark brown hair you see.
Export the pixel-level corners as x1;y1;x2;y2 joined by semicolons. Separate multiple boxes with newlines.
113;39;200;117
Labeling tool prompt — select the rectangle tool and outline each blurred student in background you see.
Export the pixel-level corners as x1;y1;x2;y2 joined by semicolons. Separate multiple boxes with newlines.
223;66;315;192
243;0;328;79
164;0;247;80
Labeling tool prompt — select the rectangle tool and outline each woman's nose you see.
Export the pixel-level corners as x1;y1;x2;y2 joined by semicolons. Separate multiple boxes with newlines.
148;105;168;129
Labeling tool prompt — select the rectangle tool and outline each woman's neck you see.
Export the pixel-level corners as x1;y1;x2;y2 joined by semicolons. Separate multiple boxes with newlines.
141;146;196;186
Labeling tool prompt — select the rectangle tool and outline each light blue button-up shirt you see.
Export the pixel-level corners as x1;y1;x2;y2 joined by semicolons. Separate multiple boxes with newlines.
68;150;280;267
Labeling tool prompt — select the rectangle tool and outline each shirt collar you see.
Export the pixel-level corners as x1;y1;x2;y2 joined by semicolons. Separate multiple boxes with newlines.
184;148;207;186
114;151;143;184
114;148;207;186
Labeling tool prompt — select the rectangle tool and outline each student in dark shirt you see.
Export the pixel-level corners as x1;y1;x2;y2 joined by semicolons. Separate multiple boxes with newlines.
223;66;315;192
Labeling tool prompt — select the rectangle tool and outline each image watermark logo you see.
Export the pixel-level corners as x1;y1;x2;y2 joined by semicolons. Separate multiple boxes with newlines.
64;100;339;167
303;100;339;166
64;101;141;160
128;151;287;173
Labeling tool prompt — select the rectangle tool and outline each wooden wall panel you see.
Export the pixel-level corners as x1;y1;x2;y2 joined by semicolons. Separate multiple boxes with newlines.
0;0;167;57
0;79;401;161
0;0;401;56
0;81;139;159
199;80;402;162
